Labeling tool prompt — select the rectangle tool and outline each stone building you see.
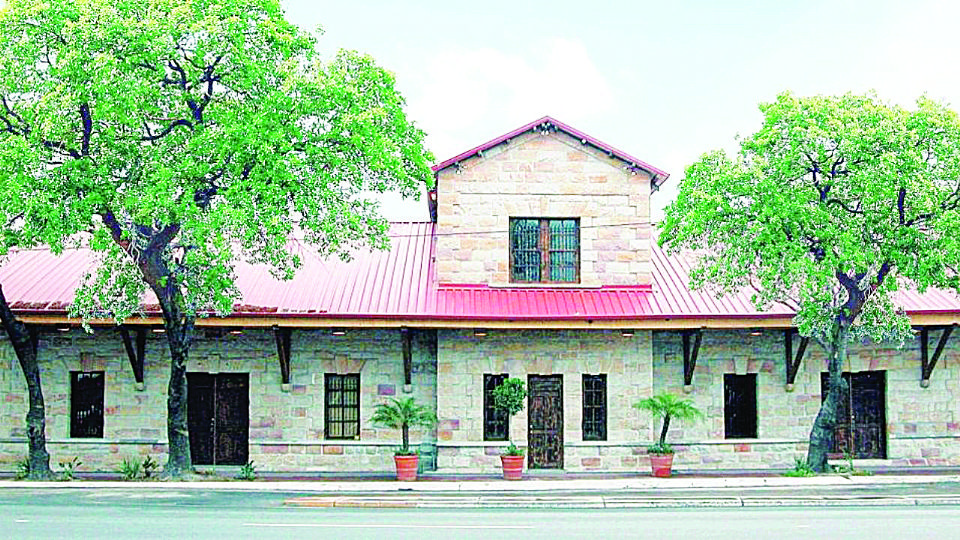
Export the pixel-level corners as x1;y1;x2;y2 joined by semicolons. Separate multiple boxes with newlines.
2;116;959;474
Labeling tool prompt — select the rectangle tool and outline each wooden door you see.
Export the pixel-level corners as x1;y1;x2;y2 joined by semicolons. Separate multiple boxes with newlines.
214;374;249;465
187;373;216;465
187;373;249;466
528;375;563;469
820;371;886;459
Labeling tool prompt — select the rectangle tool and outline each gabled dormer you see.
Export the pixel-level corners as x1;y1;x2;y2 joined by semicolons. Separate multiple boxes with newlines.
430;116;668;287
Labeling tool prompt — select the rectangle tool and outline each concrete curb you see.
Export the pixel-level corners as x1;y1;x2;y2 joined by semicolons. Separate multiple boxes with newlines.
283;494;960;509
1;474;958;493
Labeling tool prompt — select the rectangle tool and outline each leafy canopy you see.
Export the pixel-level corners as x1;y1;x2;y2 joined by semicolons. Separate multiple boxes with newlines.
660;92;960;341
370;396;437;455
0;0;433;319
492;377;526;417
632;393;703;423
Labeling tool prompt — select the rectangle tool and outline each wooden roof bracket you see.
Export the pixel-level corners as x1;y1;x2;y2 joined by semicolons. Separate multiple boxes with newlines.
274;326;292;391
920;324;955;388
119;326;146;391
682;329;703;393
784;329;809;392
402;327;413;393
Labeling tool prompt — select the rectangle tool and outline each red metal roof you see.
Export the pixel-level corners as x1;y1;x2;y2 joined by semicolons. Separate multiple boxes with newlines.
432;116;671;190
649;233;960;318
435;284;654;320
3;222;960;323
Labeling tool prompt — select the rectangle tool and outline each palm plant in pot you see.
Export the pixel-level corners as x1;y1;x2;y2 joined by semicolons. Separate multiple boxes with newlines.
492;377;527;480
371;396;437;481
633;393;704;477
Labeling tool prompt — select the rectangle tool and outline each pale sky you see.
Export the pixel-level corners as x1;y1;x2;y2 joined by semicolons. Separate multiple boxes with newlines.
281;0;960;222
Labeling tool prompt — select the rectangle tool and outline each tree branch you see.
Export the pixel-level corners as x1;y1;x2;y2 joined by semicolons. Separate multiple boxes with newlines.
141;119;193;141
79;103;92;156
897;187;906;225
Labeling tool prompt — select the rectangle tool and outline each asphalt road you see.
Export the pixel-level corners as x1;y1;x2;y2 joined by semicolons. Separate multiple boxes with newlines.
2;489;960;539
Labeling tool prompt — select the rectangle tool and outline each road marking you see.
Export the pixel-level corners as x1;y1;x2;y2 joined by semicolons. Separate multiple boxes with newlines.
245;523;534;530
15;519;29;523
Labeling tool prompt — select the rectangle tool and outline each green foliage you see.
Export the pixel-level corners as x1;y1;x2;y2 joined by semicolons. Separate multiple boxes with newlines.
116;456;143;480
633;393;704;452
235;460;257;481
784;457;817;477
660;92;960;344
141;455;159;479
114;455;159;480
0;0;433;322
647;442;674;455
633;393;704;423
503;443;524;456
492;378;527;417
56;456;82;481
14;456;29;480
370;397;437;455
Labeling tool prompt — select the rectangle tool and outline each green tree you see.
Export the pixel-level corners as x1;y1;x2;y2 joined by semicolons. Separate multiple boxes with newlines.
0;0;432;477
660;92;960;471
492;377;526;455
633;393;703;454
371;397;437;456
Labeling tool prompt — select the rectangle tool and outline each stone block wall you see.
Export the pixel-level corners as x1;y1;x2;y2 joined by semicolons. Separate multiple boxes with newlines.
0;326;437;473
435;129;653;286
435;328;653;472
652;329;960;471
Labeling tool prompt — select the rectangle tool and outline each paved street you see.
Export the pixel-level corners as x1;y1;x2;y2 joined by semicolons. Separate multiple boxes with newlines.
1;489;960;540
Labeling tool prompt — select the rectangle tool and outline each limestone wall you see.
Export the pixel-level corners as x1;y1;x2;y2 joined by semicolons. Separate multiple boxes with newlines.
435;328;654;472
435;129;653;286
0;327;437;473
651;329;960;470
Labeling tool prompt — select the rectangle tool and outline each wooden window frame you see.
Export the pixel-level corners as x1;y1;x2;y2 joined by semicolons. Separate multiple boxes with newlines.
509;217;580;283
723;373;758;439
581;374;607;441
324;373;361;440
70;371;104;438
483;373;510;441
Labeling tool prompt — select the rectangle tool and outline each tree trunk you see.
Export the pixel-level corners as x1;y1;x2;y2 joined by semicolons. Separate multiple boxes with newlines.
0;285;53;479
401;423;410;454
156;295;196;478
659;414;671;447
806;321;850;472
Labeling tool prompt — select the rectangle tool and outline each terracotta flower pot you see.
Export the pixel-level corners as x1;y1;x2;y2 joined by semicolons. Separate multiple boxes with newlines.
500;454;525;480
649;453;674;478
394;454;419;481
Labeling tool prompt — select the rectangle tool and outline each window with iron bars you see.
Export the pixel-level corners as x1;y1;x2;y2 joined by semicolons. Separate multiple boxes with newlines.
71;371;104;438
325;373;360;439
582;374;607;441
510;218;580;283
483;373;510;441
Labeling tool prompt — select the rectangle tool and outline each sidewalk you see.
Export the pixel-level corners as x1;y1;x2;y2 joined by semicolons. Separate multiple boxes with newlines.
3;472;960;508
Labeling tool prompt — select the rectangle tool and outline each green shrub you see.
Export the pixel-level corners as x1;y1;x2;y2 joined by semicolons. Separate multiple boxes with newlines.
492;378;527;456
57;457;82;481
141;456;159;479
117;457;142;480
784;457;817;477
14;457;29;480
235;461;257;481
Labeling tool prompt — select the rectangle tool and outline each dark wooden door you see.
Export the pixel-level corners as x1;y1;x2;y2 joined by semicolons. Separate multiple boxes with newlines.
820;371;886;459
188;373;249;465
187;373;216;465
528;375;563;469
